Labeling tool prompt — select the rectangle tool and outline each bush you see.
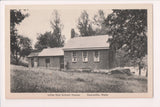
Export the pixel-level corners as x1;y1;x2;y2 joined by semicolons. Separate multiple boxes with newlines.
11;57;28;67
110;69;132;76
75;78;85;82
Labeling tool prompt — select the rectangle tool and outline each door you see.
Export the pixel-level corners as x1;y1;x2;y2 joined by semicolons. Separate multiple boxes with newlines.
60;56;64;69
45;58;50;68
31;58;34;67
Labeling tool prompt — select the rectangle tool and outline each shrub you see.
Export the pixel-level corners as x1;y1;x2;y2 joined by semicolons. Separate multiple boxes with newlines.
75;78;85;82
11;57;28;67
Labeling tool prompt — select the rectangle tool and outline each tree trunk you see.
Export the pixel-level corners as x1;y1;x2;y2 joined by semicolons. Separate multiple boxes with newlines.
138;63;141;76
15;56;19;65
15;51;21;65
15;51;18;64
146;70;148;77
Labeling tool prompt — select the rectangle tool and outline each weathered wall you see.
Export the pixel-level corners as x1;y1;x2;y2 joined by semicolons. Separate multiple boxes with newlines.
64;49;114;70
109;50;116;68
38;56;61;69
28;57;38;68
28;58;31;68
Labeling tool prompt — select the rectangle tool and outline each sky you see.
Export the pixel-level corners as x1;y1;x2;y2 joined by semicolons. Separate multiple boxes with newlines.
16;9;112;48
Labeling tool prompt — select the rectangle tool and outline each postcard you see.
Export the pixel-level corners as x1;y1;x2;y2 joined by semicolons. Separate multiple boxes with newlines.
5;4;153;98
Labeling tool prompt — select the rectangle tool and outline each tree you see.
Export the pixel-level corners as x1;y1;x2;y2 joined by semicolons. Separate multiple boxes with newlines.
35;10;65;50
10;9;28;32
35;32;51;50
50;10;64;47
10;9;30;64
71;28;75;38
105;10;147;76
77;10;95;36
13;35;32;64
93;10;109;35
35;31;60;50
18;36;32;58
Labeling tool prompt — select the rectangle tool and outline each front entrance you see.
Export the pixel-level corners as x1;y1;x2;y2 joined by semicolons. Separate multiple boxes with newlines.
45;58;50;68
60;56;64;69
31;58;34;67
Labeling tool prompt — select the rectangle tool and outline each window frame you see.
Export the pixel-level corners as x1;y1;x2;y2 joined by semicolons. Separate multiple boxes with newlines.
45;57;50;63
82;51;88;62
72;51;77;62
93;50;100;62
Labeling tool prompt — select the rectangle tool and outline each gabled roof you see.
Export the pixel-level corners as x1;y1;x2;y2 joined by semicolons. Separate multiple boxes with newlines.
63;35;110;51
38;48;64;57
28;51;40;58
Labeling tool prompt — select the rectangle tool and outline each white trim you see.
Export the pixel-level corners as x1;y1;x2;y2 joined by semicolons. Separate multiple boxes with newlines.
63;47;109;51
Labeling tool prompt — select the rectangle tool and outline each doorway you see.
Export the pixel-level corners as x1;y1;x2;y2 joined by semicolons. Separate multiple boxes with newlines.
31;58;34;67
60;56;64;69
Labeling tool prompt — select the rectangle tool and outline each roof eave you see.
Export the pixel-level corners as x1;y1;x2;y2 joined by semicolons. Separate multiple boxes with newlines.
27;56;38;58
38;55;64;57
63;47;109;51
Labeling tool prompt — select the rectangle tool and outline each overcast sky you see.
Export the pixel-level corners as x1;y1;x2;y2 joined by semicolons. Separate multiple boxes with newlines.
16;9;112;48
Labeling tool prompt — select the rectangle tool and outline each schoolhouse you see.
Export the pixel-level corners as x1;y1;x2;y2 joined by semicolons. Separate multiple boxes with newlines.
28;35;115;71
63;35;115;70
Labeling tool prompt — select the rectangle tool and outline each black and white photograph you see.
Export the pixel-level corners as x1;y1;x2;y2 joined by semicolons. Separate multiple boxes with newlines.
5;4;153;98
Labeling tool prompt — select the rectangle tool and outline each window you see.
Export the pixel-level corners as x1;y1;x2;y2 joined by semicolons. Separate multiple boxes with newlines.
45;58;50;63
72;51;77;62
82;51;88;62
94;51;100;62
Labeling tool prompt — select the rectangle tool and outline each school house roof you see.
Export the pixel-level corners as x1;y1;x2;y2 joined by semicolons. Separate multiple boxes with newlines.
38;48;64;57
63;35;110;51
27;51;40;58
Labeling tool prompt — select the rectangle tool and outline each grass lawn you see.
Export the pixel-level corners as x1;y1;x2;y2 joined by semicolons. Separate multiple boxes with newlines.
11;65;147;93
